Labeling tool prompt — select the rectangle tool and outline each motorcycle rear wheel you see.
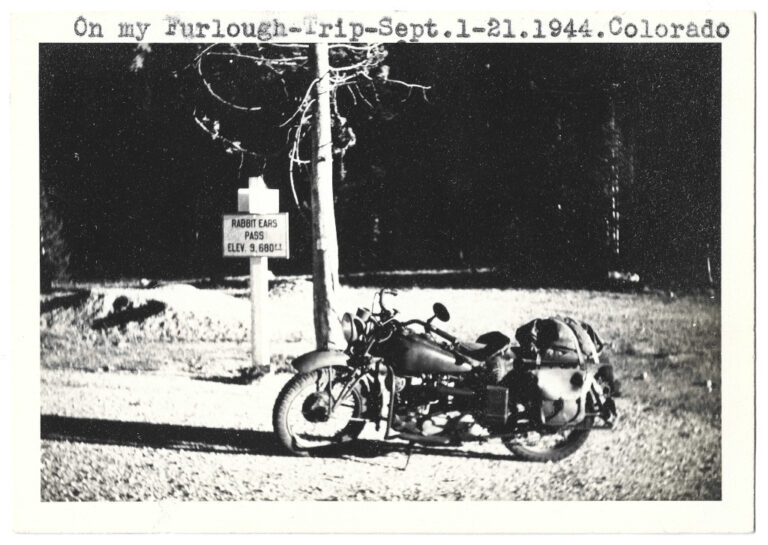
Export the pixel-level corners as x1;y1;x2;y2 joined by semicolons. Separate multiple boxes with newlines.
272;369;366;456
503;417;593;462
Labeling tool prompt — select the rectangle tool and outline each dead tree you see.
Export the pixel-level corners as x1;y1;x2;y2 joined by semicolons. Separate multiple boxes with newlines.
309;43;342;347
165;42;428;351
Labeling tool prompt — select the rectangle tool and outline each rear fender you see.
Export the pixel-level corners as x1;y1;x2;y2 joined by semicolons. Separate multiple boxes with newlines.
291;350;350;374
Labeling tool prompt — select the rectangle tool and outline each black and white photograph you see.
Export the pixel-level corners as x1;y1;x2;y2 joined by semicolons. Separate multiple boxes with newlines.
10;8;755;534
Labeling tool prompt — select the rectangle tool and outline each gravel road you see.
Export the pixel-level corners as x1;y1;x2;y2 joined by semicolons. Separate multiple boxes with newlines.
41;368;721;501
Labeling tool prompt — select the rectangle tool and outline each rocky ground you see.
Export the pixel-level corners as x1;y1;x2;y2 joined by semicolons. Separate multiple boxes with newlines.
40;369;720;501
40;279;722;501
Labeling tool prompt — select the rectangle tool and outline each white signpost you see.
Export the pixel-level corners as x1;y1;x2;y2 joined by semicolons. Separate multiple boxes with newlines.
223;176;288;371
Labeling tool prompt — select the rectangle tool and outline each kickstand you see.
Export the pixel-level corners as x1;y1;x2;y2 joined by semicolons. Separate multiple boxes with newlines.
401;441;414;471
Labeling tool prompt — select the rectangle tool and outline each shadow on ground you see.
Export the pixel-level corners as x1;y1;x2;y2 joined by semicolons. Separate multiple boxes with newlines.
191;277;302;291
40;414;516;462
41;414;286;456
91;300;166;330
40;290;91;313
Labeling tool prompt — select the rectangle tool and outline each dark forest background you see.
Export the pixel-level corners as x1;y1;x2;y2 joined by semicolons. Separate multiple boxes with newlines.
39;43;720;289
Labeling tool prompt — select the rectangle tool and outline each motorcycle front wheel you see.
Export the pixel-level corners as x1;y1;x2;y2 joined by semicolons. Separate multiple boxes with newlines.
272;368;367;455
503;417;593;462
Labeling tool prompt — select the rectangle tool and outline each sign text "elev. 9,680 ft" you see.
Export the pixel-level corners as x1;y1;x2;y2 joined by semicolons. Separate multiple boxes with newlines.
222;213;289;258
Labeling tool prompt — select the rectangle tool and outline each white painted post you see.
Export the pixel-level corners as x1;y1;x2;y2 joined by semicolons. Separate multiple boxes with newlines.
237;176;279;371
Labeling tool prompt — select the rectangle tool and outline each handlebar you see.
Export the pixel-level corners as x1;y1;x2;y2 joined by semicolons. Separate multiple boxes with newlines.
431;326;457;344
374;291;457;344
402;319;457;344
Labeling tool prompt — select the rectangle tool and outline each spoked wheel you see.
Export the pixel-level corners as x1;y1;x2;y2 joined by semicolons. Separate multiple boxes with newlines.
272;368;367;455
503;417;593;462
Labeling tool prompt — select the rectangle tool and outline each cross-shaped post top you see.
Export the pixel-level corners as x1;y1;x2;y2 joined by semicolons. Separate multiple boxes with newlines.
238;176;280;214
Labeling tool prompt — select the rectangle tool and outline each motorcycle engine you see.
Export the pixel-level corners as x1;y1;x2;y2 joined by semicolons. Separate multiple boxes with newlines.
390;376;486;437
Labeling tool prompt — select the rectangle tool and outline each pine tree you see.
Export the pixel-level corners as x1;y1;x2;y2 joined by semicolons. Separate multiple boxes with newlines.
40;189;70;293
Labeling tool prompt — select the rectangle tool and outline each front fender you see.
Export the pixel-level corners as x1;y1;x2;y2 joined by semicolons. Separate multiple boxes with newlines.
291;349;350;374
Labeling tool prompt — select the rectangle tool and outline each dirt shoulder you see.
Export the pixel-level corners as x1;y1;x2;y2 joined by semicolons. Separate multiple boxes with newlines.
41;367;720;501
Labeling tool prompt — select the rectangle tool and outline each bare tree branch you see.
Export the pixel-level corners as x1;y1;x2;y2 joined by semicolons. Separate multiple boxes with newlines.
205;51;308;70
189;42;428;208
192;109;261;157
196;52;263;111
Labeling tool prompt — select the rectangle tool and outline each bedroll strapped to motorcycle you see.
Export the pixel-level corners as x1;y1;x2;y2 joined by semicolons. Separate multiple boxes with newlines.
515;316;604;367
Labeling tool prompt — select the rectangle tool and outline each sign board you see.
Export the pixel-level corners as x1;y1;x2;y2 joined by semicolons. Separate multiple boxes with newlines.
223;213;290;258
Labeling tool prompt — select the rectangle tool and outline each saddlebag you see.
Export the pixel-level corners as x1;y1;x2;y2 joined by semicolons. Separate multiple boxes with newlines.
533;367;591;427
513;317;603;426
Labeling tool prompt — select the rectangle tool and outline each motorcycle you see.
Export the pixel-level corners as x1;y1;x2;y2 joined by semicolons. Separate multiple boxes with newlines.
272;289;617;462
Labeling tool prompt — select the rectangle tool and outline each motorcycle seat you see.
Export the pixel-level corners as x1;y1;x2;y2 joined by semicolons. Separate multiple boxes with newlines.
457;331;510;362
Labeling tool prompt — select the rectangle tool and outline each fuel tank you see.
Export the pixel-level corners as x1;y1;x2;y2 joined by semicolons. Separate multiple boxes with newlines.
376;331;472;376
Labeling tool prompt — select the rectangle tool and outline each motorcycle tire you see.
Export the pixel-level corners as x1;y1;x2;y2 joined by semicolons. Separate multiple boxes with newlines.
503;417;593;463
272;369;366;456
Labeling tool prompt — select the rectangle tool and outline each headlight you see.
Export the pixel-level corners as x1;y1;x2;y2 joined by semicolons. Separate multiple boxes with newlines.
341;312;356;343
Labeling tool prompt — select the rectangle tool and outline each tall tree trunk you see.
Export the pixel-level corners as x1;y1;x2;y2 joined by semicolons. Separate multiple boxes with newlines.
309;43;343;349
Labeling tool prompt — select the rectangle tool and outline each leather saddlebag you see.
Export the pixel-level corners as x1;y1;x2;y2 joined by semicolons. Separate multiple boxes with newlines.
534;367;590;427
